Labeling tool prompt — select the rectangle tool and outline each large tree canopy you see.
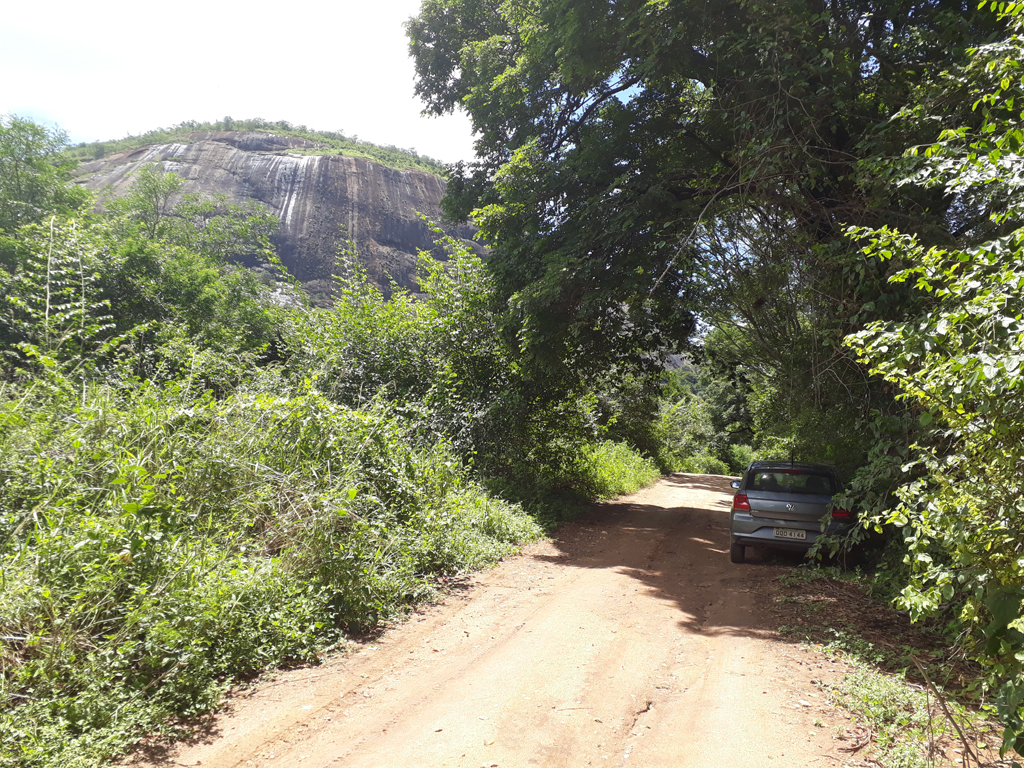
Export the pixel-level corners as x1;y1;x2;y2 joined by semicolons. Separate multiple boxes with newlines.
408;0;998;377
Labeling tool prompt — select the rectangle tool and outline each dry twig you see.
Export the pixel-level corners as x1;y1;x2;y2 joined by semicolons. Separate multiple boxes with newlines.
910;655;980;768
838;725;874;753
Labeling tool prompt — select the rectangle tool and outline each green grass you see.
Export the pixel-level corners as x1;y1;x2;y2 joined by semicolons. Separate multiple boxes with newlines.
823;654;978;768
582;440;662;500
0;378;541;768
775;568;1000;768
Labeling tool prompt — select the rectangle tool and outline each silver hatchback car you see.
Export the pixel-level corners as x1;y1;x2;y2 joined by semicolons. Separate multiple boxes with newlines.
729;461;853;563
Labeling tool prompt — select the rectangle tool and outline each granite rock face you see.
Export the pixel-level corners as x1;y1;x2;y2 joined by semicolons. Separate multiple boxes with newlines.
77;131;475;299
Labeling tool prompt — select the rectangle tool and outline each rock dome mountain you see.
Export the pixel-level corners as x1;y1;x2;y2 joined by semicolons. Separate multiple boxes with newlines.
75;130;477;300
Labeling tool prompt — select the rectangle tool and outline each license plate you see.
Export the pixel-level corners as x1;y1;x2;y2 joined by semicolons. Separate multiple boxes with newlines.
774;528;806;540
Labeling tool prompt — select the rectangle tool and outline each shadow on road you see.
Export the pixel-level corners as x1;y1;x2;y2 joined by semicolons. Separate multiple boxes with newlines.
532;472;812;644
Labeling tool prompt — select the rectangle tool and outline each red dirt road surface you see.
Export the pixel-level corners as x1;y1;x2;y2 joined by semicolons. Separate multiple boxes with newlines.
130;474;853;767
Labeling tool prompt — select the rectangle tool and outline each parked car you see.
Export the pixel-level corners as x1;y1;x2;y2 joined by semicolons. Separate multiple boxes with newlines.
728;461;853;563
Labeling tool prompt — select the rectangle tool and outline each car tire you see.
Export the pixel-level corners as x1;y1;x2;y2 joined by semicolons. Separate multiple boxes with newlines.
730;542;745;564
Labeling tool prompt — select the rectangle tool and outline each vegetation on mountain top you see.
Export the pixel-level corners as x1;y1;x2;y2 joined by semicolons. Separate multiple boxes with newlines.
3;0;1024;758
66;117;446;175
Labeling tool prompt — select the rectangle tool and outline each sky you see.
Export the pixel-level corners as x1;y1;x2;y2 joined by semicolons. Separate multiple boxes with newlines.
0;0;477;165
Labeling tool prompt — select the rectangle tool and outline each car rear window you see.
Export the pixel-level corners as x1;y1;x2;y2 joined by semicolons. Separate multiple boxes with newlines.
750;470;836;495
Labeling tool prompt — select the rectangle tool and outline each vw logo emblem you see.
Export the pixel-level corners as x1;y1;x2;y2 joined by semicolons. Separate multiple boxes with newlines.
786;503;794;511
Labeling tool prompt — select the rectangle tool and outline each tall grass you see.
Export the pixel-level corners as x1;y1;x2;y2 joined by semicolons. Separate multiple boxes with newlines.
0;377;540;767
582;441;662;500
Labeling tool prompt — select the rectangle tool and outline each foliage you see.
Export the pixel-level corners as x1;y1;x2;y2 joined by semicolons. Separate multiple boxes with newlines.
102;164;281;265
99;165;285;362
67;118;446;176
282;234;508;450
405;0;992;553
653;362;751;472
407;0;997;381
843;8;1024;755
680;453;731;476
283;234;664;512
590;370;663;465
0;116;675;768
0;116;90;235
0;377;540;767
655;394;721;471
103;162;183;238
0;147;550;768
580;441;661;500
0;105;694;768
826;656;968;768
698;314;886;484
726;444;755;475
0;217;113;378
0;193;285;387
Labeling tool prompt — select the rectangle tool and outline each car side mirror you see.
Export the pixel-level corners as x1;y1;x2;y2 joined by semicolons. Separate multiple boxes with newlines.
731;480;741;490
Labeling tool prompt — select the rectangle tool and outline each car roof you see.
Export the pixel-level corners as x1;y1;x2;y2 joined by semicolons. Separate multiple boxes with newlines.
747;461;835;473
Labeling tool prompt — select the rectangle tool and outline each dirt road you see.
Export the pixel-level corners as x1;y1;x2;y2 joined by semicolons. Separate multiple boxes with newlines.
134;474;852;767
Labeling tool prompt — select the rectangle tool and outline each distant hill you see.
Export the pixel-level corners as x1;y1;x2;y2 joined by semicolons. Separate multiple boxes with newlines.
74;127;478;302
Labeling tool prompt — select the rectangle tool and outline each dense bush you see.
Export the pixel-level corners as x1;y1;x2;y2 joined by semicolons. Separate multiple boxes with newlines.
653;364;750;473
679;453;731;476
843;13;1024;750
727;444;756;474
0;378;540;766
581;441;662;499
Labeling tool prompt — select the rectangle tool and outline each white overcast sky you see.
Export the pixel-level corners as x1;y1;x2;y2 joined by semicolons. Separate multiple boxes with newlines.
0;0;477;165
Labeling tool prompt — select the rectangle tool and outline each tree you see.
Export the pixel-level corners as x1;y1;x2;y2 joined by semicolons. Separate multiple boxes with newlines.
0;115;90;235
0;217;113;377
94;166;286;361
171;194;279;264
0;162;289;379
845;8;1024;754
104;163;184;239
103;164;279;263
407;0;997;382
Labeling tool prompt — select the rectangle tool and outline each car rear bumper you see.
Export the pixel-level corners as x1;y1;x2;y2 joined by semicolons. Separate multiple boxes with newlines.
730;510;852;550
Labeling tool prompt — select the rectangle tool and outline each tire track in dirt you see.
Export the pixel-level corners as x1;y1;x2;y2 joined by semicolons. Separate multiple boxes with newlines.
127;474;850;767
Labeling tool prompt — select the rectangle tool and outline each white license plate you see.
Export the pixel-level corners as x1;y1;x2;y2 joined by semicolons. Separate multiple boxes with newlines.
773;528;807;540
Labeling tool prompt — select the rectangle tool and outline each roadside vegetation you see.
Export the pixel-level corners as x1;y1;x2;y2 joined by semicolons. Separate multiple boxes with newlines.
769;565;1009;767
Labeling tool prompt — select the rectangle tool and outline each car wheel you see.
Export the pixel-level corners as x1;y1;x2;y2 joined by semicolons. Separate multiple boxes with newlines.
730;542;745;564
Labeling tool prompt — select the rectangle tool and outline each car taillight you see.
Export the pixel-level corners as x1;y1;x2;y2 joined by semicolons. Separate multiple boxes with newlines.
733;494;750;511
832;506;851;518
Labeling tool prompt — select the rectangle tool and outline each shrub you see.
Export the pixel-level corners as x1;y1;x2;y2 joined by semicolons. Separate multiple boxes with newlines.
680;453;731;476
582;440;662;499
727;444;756;473
0;378;541;768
